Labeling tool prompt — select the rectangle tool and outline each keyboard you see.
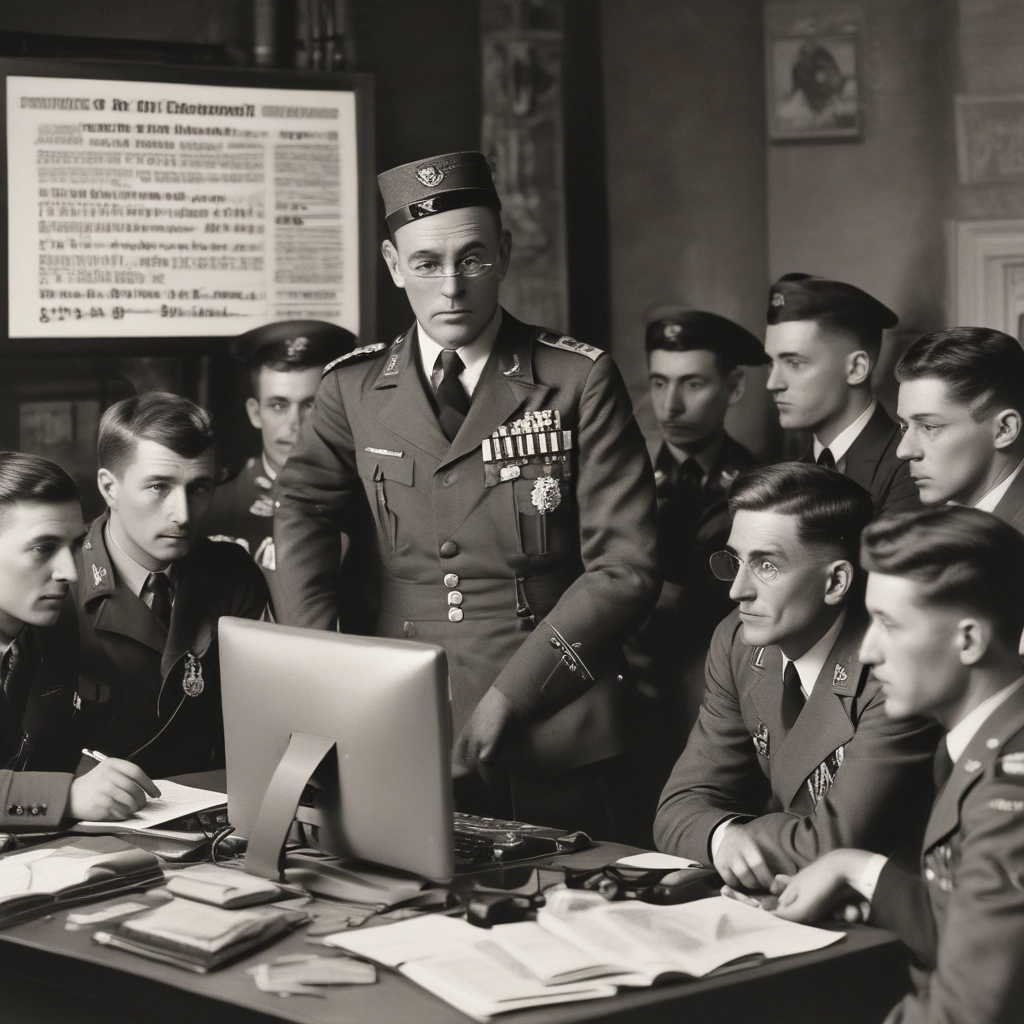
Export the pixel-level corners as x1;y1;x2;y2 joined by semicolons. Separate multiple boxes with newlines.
453;812;592;869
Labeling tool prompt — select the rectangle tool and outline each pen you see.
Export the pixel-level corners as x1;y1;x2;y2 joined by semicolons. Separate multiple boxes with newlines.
82;748;109;762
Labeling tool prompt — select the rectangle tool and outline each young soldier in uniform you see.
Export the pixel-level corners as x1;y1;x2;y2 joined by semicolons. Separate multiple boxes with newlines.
654;463;940;886
271;151;659;840
626;309;768;826
74;393;268;779
765;273;919;519
203;320;356;571
774;506;1024;1024
895;327;1024;531
0;452;157;827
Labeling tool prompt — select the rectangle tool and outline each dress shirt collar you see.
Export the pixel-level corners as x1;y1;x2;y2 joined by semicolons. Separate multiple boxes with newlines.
946;676;1024;763
971;457;1024;513
813;399;876;464
417;306;502;398
104;520;173;599
261;453;278;482
783;608;847;700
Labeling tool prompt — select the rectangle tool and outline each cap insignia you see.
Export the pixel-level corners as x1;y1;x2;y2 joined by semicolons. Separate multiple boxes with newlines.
416;165;445;187
663;323;682;340
771;292;785;307
285;335;308;360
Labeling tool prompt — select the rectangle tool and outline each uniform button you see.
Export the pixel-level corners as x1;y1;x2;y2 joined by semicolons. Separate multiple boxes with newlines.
448;607;464;623
6;805;16;815
29;805;40;816
444;573;460;588
448;591;463;606
39;804;47;813
439;541;459;558
925;868;936;881
13;805;23;816
403;621;417;638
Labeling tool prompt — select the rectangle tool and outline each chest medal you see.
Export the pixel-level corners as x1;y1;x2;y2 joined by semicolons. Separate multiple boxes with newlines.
531;476;562;513
182;651;205;697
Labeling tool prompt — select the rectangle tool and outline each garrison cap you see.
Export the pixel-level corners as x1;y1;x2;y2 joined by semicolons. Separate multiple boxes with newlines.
377;151;501;234
767;273;898;331
645;308;770;368
231;320;357;368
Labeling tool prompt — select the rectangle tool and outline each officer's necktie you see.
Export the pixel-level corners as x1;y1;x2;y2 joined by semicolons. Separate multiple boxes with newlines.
817;447;836;470
782;660;806;732
142;571;172;630
933;742;955;791
434;348;470;442
675;458;705;507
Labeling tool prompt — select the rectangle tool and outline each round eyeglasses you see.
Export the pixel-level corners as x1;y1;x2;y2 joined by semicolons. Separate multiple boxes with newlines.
710;550;782;584
406;256;495;279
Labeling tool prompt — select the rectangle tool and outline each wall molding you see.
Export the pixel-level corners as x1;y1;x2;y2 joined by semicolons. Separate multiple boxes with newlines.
948;218;1024;338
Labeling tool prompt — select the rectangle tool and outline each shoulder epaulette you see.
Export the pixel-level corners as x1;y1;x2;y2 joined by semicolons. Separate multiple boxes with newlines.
535;329;603;362
322;342;387;376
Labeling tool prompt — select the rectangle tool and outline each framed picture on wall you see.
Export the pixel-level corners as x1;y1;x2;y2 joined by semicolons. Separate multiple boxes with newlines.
766;3;864;142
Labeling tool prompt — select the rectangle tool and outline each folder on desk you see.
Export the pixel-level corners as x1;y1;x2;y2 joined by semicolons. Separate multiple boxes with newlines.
0;835;164;927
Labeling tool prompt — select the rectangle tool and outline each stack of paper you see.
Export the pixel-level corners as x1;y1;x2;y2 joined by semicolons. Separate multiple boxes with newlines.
326;893;845;1020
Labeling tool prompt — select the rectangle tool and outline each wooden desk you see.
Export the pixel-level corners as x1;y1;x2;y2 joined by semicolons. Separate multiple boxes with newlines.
0;774;913;1024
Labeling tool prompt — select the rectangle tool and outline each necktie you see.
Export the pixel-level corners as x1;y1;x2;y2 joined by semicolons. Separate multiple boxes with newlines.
674;459;705;506
817;447;836;470
933;742;954;791
434;349;470;442
782;660;806;731
142;572;172;630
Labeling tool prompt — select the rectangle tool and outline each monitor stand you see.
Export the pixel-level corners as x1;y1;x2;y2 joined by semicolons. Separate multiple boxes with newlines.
243;731;427;904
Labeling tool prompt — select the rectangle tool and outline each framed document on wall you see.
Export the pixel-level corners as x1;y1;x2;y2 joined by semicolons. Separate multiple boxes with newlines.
0;58;374;353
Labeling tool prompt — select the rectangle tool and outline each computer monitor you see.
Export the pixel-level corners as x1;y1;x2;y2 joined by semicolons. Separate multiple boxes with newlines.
219;617;454;885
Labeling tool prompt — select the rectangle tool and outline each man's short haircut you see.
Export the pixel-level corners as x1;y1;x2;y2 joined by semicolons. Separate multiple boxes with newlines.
0;452;79;530
895;327;1024;421
97;391;214;478
862;506;1024;647
728;461;874;564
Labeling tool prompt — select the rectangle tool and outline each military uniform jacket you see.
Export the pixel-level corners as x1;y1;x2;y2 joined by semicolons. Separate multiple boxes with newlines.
74;514;269;778
801;403;920;519
0;599;80;828
654;608;940;872
203;455;276;570
271;310;660;774
627;435;760;698
990;462;1024;536
871;682;1024;1024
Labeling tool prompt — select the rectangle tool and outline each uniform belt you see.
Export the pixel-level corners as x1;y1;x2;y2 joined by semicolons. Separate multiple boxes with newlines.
380;572;577;622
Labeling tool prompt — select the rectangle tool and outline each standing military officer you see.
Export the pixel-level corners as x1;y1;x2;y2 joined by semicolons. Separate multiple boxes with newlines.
774;507;1024;1024
203;320;356;571
895;327;1024;531
271;151;660;840
765;273;920;519
626;309;768;826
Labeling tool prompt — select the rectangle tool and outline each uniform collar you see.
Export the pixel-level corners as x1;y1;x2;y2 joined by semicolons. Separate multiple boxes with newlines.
783;608;847;700
813;399;876;464
972;457;1024;513
105;519;174;599
946;676;1024;763
416;306;502;397
260;453;278;482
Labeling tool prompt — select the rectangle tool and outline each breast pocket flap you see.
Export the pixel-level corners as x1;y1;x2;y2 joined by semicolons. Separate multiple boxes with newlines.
355;450;415;486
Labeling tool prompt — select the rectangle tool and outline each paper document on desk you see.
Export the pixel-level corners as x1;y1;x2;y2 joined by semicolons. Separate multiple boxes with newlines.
76;780;226;830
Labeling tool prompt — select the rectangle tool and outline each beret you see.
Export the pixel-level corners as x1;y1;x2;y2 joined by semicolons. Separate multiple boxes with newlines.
645;309;769;367
767;273;898;331
377;151;500;234
231;320;357;368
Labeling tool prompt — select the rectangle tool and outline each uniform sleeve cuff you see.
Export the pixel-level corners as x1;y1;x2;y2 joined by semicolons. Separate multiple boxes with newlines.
710;816;742;860
851;853;889;902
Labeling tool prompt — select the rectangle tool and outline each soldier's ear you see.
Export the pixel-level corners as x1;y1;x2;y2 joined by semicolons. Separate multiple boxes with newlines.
844;349;872;387
381;239;405;289
992;408;1021;450
726;367;745;405
96;468;118;510
245;397;262;430
823;559;854;605
957;617;989;666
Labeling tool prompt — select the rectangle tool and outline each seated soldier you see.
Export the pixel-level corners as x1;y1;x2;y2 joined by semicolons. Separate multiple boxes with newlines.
0;452;157;827
895;326;1024;530
74;392;268;779
654;462;941;887
774;506;1024;1024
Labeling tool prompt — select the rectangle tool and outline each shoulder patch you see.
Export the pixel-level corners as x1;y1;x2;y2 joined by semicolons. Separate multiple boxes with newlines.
995;751;1024;780
535;329;603;362
322;343;386;376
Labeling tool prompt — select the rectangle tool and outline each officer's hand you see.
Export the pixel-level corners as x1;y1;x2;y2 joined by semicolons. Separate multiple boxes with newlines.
771;849;873;923
712;821;776;891
69;760;161;822
455;688;517;768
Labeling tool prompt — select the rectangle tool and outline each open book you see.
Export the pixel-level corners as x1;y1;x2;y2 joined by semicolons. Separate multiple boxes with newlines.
327;890;844;1020
0;835;164;927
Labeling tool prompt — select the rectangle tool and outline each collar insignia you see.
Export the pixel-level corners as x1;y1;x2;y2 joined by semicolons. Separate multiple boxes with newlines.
502;354;522;376
91;564;107;588
832;664;848;686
